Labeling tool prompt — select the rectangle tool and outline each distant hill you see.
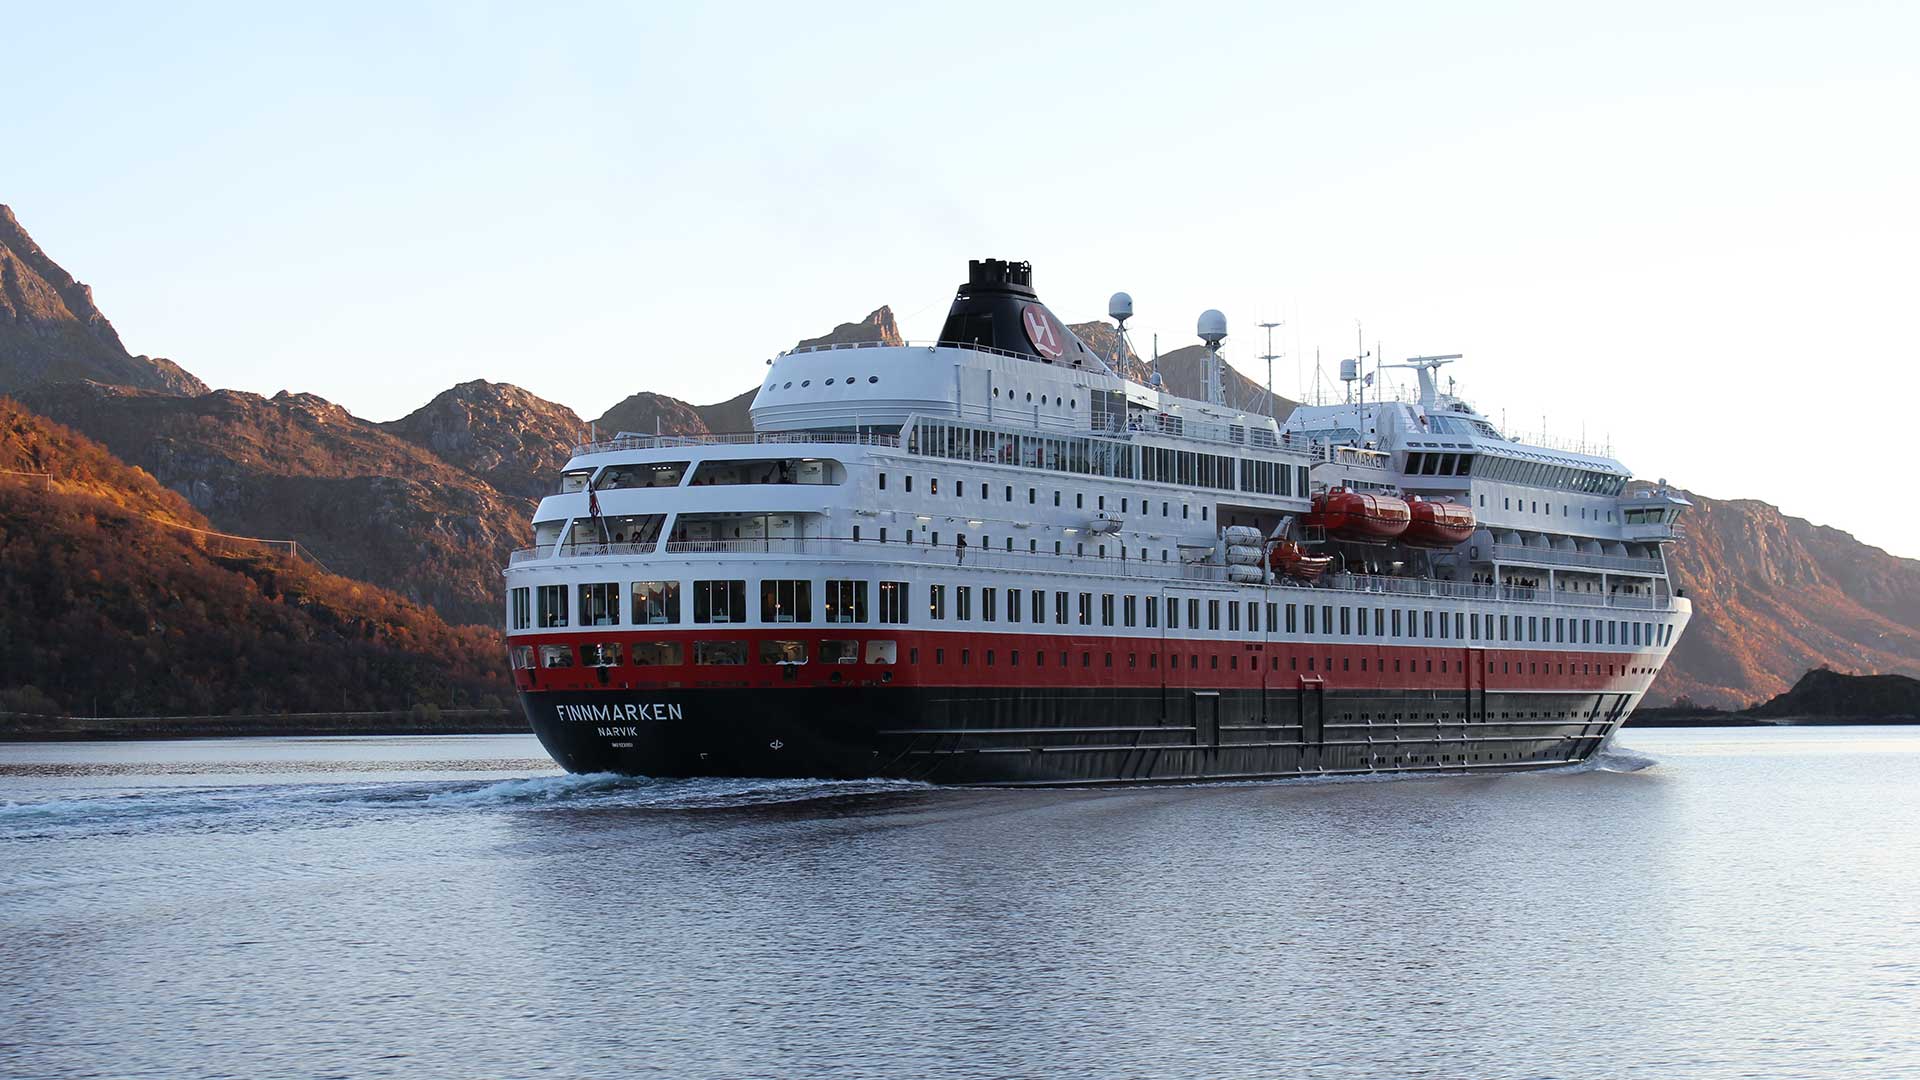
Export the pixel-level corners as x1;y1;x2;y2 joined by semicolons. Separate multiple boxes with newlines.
1746;668;1920;720
0;398;506;717
0;205;206;397
20;381;530;627
594;391;712;438
382;379;584;501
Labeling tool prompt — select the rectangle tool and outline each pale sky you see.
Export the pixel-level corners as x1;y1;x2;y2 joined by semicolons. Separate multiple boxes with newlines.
7;1;1918;553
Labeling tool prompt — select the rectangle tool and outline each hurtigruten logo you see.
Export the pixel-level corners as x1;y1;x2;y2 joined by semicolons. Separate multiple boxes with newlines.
554;702;684;724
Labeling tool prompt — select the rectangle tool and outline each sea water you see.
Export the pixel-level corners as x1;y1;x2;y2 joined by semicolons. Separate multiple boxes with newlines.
2;728;1916;1079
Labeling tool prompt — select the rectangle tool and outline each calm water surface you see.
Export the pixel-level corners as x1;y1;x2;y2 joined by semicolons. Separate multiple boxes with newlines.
2;728;1916;1079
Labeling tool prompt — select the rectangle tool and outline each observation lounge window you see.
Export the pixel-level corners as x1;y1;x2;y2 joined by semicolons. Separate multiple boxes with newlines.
510;587;531;631
761;579;813;623
693;640;747;665
537;584;568;628
632;581;681;624
878;581;909;625
539;644;575;668
579;582;621;626
761;640;809;665
692;580;747;624
825;580;869;623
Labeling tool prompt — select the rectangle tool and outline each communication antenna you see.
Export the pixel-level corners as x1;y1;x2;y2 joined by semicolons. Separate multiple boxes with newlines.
1258;320;1283;416
1341;322;1371;407
1197;309;1228;406
1108;291;1135;370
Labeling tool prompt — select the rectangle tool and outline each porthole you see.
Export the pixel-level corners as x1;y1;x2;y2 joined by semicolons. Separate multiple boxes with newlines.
783;381;792;388
825;378;836;385
1026;392;1033;401
868;375;879;383
993;388;1000;397
801;380;810;387
844;375;853;384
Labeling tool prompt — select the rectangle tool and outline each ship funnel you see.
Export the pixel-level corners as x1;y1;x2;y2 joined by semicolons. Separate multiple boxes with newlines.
936;258;1108;370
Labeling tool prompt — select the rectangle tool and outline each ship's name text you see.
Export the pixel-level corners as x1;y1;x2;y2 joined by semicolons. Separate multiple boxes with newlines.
555;702;684;724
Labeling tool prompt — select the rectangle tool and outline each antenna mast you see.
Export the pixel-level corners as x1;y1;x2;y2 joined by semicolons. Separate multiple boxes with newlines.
1258;320;1283;416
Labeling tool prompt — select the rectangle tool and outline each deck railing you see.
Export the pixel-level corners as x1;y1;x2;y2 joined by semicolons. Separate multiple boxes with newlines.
1487;542;1663;574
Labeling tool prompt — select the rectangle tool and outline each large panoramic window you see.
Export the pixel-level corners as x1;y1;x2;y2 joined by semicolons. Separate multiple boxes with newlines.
760;579;812;623
510;587;531;630
824;580;868;624
536;584;568;628
632;581;681;625
692;580;747;624
579;582;620;627
878;581;909;625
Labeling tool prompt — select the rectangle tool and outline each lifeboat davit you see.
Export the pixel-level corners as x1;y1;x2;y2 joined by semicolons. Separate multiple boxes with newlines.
1267;542;1333;581
1306;488;1411;543
1402;498;1476;548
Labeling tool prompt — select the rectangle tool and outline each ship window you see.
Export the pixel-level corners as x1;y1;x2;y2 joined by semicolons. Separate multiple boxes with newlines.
692;640;747;665
826;580;869;623
510;644;534;669
761;579;812;623
761;640;808;665
630;641;683;666
692;579;747;624
1146;596;1159;628
510;588;531;630
1168;597;1181;629
1079;592;1093;625
982;587;998;622
582;642;622;667
1102;594;1115;626
1055;591;1068;624
870;376;879;383
1123;595;1137;627
1032;589;1045;624
579;582;621;626
1007;588;1023;624
560;469;593;493
819;639;860;665
877;581;909;624
537;584;569;628
1249;602;1260;633
1208;601;1221;631
539;644;574;668
1322;606;1334;634
632;581;681;624
865;640;898;664
598;461;690;489
929;583;947;620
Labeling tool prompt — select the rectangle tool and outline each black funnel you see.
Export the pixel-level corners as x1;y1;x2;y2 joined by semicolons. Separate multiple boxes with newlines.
936;259;1097;366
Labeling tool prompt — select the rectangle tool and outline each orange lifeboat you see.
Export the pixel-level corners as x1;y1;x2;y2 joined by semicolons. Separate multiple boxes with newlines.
1268;542;1333;581
1306;488;1411;543
1402;498;1476;548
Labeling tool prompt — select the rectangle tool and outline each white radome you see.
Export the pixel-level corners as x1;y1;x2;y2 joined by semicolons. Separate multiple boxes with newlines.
1197;308;1227;344
1108;292;1134;323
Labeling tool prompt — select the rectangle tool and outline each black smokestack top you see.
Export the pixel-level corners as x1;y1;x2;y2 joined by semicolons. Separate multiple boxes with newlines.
964;258;1035;295
937;258;1098;367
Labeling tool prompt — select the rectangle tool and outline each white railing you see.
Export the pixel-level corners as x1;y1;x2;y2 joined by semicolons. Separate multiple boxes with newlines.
508;537;1680;611
1488;542;1663;574
572;430;900;456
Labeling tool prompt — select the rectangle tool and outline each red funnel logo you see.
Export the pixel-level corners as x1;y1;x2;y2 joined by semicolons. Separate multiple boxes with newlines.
1022;303;1065;360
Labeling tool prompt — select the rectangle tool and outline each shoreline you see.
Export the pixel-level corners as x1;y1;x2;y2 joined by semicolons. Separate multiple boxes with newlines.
0;709;528;743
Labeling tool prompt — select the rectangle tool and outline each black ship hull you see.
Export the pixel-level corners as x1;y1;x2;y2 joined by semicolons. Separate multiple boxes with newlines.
521;685;1639;786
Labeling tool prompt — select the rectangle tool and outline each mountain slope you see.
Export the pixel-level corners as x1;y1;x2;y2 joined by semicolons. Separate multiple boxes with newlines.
1653;490;1920;707
0;398;507;716
19;381;529;627
0;205;207;397
1069;321;1288;416
382;379;583;501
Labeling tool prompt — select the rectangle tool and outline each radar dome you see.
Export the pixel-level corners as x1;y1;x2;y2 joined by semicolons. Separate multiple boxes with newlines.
1108;292;1134;323
1197;309;1228;345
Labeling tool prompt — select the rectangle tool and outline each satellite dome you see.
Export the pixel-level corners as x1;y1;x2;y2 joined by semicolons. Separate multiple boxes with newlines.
1108;292;1133;323
1197;309;1228;345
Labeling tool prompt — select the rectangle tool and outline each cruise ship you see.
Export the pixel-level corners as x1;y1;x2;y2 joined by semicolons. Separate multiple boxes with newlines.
505;259;1691;785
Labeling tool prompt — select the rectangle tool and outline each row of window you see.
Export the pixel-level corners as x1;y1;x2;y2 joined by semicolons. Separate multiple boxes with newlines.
513;581;1676;649
517;638;1653;679
515;580;910;629
904;418;1308;495
875;471;1214;522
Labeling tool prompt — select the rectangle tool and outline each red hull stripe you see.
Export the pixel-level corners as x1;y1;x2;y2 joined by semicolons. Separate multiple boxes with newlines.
508;627;1665;696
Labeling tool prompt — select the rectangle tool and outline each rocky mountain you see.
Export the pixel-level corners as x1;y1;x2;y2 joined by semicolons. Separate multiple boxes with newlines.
382;379;585;501
19;381;530;627
795;306;901;351
593;391;712;438
0;205;207;397
1652;490;1920;708
1069;321;1287;416
0;398;507;716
